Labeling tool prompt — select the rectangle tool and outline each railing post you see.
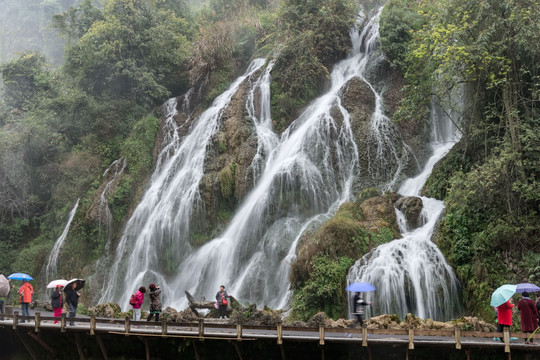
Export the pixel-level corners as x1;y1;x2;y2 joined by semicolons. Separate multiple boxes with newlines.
277;323;283;345
408;327;414;350
318;325;325;345
13;311;18;330
236;322;243;341
362;323;368;347
125;315;130;335
34;312;40;333
503;326;510;353
198;318;204;338
454;326;461;350
60;313;66;332
90;314;96;335
161;318;167;337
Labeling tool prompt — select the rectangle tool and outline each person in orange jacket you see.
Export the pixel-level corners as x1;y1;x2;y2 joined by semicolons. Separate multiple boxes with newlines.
18;280;34;322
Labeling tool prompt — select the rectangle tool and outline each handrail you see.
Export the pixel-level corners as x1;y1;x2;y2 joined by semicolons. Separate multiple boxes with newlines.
1;311;539;354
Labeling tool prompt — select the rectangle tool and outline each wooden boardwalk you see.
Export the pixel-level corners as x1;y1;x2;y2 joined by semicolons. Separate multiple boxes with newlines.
1;311;539;360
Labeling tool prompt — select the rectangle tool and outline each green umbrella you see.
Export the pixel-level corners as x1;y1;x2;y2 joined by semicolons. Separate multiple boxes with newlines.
490;284;516;307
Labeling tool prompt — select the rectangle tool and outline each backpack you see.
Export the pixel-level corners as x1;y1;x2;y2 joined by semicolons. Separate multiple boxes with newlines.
129;293;137;306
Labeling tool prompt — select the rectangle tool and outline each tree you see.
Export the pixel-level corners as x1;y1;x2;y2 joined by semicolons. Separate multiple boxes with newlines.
0;53;51;110
61;0;192;105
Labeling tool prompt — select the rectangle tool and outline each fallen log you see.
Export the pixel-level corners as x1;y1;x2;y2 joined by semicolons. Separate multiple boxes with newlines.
185;291;238;311
185;291;215;310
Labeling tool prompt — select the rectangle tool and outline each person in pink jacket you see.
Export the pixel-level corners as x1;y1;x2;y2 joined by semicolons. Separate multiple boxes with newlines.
130;286;146;321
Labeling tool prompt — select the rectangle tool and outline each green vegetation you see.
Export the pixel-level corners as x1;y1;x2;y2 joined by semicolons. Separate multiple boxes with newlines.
270;0;357;127
292;255;354;321
381;0;540;320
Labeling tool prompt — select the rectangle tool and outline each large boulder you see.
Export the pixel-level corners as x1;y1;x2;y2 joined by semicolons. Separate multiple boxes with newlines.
291;192;401;287
368;314;402;330
307;312;328;327
87;303;122;318
394;196;423;230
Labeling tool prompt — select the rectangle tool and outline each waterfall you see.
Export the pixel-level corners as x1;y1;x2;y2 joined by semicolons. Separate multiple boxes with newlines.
99;60;267;304
101;8;413;311
347;100;462;320
98;158;126;243
45;199;80;282
247;60;279;182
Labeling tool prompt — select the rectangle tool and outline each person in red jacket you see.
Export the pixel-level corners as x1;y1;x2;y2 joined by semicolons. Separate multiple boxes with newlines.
518;292;538;344
18;280;34;322
496;299;515;336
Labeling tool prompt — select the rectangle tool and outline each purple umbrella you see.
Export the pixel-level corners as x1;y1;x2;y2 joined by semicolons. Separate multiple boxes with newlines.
516;283;540;293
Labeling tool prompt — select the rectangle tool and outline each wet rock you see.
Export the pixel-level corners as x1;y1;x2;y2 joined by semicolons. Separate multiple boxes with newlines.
161;306;179;321
358;193;401;235
394;196;423;230
175;308;199;322
307;312;327;327
325;318;357;328
87;303;122;318
31;300;53;312
368;314;402;330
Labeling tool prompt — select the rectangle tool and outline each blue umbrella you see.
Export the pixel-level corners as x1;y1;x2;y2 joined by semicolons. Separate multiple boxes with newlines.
345;282;376;292
8;273;33;281
490;284;516;307
516;283;540;293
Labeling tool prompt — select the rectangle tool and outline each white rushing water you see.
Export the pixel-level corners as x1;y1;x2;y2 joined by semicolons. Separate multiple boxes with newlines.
101;7;416;311
347;100;462;320
98;158;126;243
46;199;80;282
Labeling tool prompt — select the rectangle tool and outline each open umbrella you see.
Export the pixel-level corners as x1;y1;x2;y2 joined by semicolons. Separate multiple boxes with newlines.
345;282;376;292
0;275;9;297
47;279;69;289
65;278;86;291
490;284;516;307
515;283;540;293
7;273;33;281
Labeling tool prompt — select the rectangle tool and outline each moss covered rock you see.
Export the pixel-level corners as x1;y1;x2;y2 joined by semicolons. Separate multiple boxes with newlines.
291;192;401;287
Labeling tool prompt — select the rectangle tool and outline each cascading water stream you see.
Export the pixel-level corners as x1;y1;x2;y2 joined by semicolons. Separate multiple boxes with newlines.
101;7;412;310
247;60;279;181
45;199;80;282
98;158;126;243
99;60;266;304
347;100;462;321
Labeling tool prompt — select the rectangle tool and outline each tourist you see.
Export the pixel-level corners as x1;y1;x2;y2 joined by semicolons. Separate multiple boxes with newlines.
0;277;9;320
146;283;162;322
215;285;229;319
18;280;34;322
518;292;538;344
353;292;371;325
51;285;63;324
496;298;515;341
131;286;146;321
65;282;80;326
536;296;540;327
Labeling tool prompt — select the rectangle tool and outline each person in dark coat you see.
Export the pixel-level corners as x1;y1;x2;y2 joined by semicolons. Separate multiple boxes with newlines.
536;296;540;328
518;292;538;344
353;292;371;325
215;285;229;319
51;285;63;324
64;282;80;326
146;283;162;322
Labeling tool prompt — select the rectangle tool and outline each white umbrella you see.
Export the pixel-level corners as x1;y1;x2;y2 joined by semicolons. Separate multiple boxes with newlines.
46;279;69;289
0;275;9;297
